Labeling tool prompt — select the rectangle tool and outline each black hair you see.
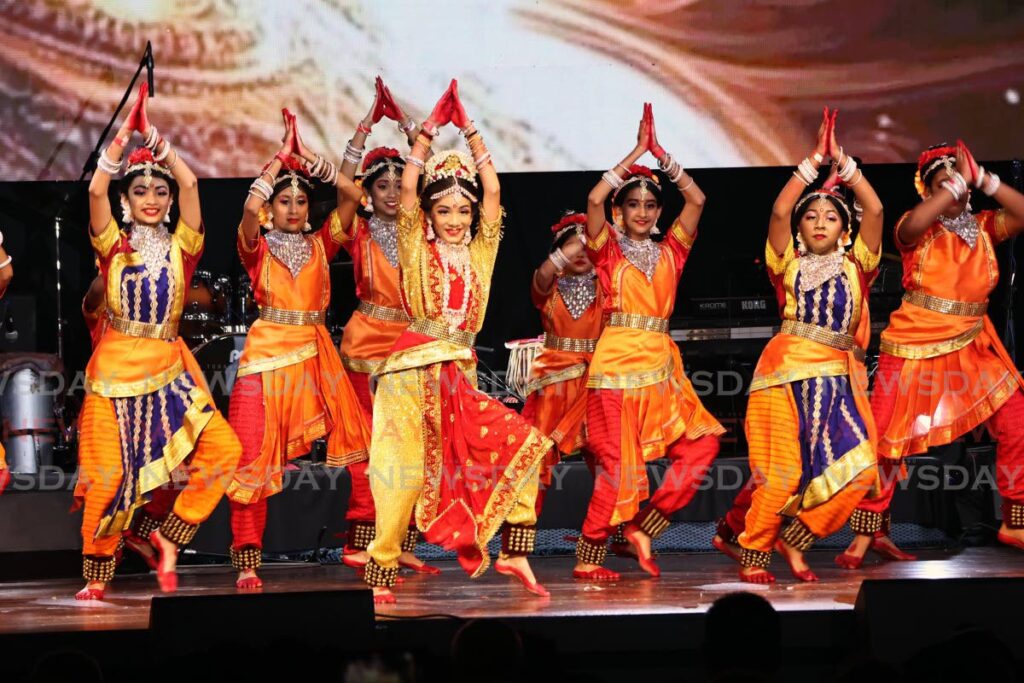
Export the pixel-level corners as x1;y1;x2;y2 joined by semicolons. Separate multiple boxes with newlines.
268;169;313;202
119;170;178;200
611;175;665;208
550;210;586;253
420;176;481;226
791;191;852;234
357;154;405;219
920;143;957;190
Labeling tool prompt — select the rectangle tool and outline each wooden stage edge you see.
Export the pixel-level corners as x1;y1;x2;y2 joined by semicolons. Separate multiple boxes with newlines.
2;547;1023;638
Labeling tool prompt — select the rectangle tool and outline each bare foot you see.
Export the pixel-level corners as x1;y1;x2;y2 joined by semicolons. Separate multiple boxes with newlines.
236;569;262;589
842;534;873;561
712;534;742;563
739;567;776;584
623;524;660;577
398;551;441;574
997;524;1024;550
150;529;179;592
342;549;370;568
776;540;817;581
572;562;620;581
75;581;107;600
373;586;396;605
123;536;157;569
871;534;917;561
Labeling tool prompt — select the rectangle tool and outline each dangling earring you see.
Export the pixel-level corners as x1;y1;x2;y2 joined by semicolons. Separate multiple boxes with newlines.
365;196;374;214
836;233;850;256
796;233;808;256
261;204;273;230
164;198;173;225
651;226;661;236
426;217;436;241
462;228;471;246
121;199;132;225
303;221;312;232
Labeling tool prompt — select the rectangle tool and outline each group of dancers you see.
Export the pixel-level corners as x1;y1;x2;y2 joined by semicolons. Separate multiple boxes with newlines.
43;76;1024;606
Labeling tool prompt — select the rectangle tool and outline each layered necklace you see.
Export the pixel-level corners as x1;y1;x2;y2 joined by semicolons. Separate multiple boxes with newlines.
619;234;660;281
265;229;312;278
435;240;473;329
798;249;845;293
129;223;172;278
369;215;399;268
557;273;597;319
939;208;979;248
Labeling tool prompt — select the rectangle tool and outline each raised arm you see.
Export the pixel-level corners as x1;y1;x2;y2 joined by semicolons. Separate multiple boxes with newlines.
587;106;650;240
829;117;882;254
648;103;705;236
898;143;975;247
961;141;1024;239
88;84;147;235
241;113;295;245
534;234;585;295
768;107;832;256
401;88;452;211
448;81;499;222
135;90;201;230
288;111;362;229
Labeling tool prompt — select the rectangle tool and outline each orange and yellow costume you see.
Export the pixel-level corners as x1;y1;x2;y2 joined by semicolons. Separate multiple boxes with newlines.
576;219;724;566
76;217;241;584
227;219;370;571
362;200;551;588
735;235;880;569
331;210;414;553
854;209;1024;534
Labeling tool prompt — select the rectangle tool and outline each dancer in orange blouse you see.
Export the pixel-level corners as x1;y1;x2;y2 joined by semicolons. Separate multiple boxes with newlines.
331;81;438;574
227;113;370;588
362;82;551;604
731;109;883;583
522;213;603;513
839;140;1024;565
77;84;241;599
571;104;725;581
0;239;11;493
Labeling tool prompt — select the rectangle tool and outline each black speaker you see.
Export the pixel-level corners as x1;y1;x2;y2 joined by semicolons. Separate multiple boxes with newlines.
149;588;375;652
855;578;1024;662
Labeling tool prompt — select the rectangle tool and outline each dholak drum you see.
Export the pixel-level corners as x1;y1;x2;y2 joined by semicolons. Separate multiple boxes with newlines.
190;334;247;415
503;336;543;400
0;353;63;473
181;270;230;343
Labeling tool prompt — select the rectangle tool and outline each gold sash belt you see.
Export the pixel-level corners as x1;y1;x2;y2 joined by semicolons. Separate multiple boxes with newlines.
408;318;477;348
108;315;178;340
608;312;669;334
903;291;987;317
357;300;411;323
259;306;326;326
543;332;598;353
780;320;865;362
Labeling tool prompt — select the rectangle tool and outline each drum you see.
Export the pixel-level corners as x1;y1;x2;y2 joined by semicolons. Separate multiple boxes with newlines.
233;273;258;329
190;334;247;415
0;353;63;473
181;270;229;342
503;336;544;400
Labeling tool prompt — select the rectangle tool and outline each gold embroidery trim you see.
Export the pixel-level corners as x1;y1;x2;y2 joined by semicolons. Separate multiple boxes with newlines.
357;299;411;323
86;360;185;398
903;291;988;317
780;320;856;351
341;356;382;374
780;439;876;514
543;332;598;353
408;318;477;348
525;363;587;395
586;359;674;390
258;305;326;326
749;360;850;393
107;315;179;340
587;223;610;250
236;342;318;378
879;320;984;360
172;218;204;256
608;312;669;334
765;236;794;276
669;219;695;249
90;217;121;258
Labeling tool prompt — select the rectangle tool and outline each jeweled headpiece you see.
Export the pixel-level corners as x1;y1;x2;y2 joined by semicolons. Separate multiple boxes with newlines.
793;188;853;225
914;144;957;198
613;165;661;202
270;156;313;199
362;147;405;182
551;212;587;242
424;150;479;203
126;147;172;188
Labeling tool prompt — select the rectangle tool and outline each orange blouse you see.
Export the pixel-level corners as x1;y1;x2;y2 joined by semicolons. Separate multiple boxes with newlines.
328;213;410;374
235;220;343;377
881;210;1010;357
526;275;604;394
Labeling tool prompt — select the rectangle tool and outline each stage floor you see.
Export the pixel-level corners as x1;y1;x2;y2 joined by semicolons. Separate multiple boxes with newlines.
2;546;1022;636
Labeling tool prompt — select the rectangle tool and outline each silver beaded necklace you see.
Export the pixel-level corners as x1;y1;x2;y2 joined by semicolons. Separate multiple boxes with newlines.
939;208;979;248
618;235;660;281
129;223;172;279
556;273;597;319
369;215;399;268
798;250;845;293
265;229;312;278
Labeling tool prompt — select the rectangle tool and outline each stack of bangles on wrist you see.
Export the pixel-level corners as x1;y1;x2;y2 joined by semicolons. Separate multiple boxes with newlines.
973;165;1002;196
421;121;439;138
463;122;491;170
602;168;625;189
657;153;691;188
835;149;860;185
404;154;425;169
309;155;339;185
793;156;820;185
400;118;417;134
249;175;274;202
941;170;970;202
97;150;123;175
344;140;364;166
548;247;570;272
